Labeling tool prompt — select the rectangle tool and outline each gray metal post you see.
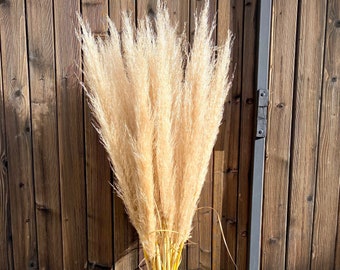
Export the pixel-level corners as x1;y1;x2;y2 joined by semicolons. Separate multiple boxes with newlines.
249;0;272;269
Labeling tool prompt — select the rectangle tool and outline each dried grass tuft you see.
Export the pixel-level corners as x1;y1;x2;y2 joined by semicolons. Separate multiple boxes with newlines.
78;1;232;269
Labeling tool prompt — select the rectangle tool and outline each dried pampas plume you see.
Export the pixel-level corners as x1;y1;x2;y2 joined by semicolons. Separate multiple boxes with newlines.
78;1;232;269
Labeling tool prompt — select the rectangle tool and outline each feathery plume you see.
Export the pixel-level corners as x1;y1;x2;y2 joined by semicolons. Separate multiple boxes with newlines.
78;2;232;269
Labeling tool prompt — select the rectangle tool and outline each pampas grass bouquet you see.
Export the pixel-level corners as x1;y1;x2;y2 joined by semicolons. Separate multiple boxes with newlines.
79;1;232;269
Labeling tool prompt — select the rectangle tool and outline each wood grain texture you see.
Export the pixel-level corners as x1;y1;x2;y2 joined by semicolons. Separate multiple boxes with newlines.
137;0;157;21
212;151;224;270
188;156;213;270
82;0;113;267
286;0;327;269
261;0;298;268
114;241;139;270
214;1;230;153
54;0;87;268
311;0;340;268
109;0;135;30
189;0;216;43
26;0;63;269
166;0;189;38
216;0;243;269
0;0;38;269
0;30;13;270
2;0;339;269
109;1;139;269
113;195;139;268
237;0;257;268
214;1;232;267
335;198;340;268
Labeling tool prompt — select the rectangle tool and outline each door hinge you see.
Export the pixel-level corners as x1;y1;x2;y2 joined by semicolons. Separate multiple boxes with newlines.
256;89;269;138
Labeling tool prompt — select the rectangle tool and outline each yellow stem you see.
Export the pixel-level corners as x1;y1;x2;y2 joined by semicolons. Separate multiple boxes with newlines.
144;240;184;270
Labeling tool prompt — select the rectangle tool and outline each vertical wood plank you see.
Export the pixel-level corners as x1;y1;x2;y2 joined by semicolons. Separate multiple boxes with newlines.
212;151;224;270
215;0;243;269
54;0;87;268
0;31;13;270
188;211;199;270
188;1;215;268
82;0;108;32
137;0;157;21
114;241;139;270
189;0;216;43
286;0;327;269
187;2;216;269
136;0;190;37
109;0;135;30
26;0;63;269
237;0;257;268
0;0;38;269
311;0;340;268
189;156;213;270
335;198;340;269
261;0;298;268
81;1;113;268
166;0;190;38
109;1;140;269
214;2;231;269
113;205;139;270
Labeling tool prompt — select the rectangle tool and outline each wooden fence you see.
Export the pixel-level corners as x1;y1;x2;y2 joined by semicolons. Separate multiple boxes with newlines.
0;0;339;269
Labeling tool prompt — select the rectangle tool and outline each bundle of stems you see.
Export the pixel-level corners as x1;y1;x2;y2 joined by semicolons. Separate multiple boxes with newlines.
79;2;232;269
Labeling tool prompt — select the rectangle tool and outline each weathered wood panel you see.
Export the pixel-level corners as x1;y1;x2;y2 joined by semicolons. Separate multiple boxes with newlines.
335;198;340;268
286;0;327;269
109;0;136;29
261;0;298;268
54;0;87;268
189;156;213;270
167;0;190;38
237;0;257;268
0;0;38;269
0;30;13;270
81;1;113;268
137;0;157;21
212;151;224;270
26;0;63;269
109;1;139;269
187;2;215;270
216;0;244;269
3;0;340;270
311;0;340;268
214;1;233;269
